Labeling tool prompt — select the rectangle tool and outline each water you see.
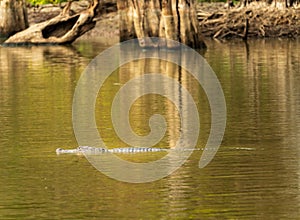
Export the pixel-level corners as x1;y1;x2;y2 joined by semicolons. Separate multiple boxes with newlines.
0;37;299;219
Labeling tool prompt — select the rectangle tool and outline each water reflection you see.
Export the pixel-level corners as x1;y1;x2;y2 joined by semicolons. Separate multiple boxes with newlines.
205;39;300;145
203;38;300;218
0;38;299;219
116;50;202;149
74;42;205;182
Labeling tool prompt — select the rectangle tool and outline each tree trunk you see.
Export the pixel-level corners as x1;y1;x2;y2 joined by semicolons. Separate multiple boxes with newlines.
3;0;99;45
117;0;137;41
117;0;206;49
0;0;28;37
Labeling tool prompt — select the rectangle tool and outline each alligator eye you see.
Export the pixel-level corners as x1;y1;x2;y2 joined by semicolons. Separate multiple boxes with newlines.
55;148;62;154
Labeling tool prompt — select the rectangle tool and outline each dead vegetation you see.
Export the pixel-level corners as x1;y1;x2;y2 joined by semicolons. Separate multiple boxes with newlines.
197;2;300;39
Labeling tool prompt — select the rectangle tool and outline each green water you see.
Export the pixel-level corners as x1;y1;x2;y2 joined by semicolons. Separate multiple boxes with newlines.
0;38;299;219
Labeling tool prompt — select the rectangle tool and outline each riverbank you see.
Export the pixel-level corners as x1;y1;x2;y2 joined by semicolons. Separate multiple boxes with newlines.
197;2;300;39
27;0;119;39
27;1;300;40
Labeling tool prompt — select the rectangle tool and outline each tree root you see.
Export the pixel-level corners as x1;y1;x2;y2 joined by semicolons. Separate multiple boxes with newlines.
3;0;100;45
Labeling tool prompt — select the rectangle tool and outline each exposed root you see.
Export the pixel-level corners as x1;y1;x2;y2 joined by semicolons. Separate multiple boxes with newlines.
3;0;100;45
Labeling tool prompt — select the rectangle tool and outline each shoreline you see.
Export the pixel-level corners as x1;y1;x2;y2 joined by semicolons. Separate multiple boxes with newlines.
27;2;300;40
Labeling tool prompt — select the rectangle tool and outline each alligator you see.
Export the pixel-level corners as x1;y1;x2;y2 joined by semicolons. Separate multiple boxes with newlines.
56;146;167;155
56;146;256;155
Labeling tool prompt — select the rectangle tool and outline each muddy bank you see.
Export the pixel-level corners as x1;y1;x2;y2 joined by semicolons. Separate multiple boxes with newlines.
27;2;300;40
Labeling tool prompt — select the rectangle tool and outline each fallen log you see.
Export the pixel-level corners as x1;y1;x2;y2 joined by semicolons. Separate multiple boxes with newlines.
3;0;99;45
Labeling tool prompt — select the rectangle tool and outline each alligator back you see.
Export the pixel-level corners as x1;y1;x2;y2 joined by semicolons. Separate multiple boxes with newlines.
56;146;167;155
